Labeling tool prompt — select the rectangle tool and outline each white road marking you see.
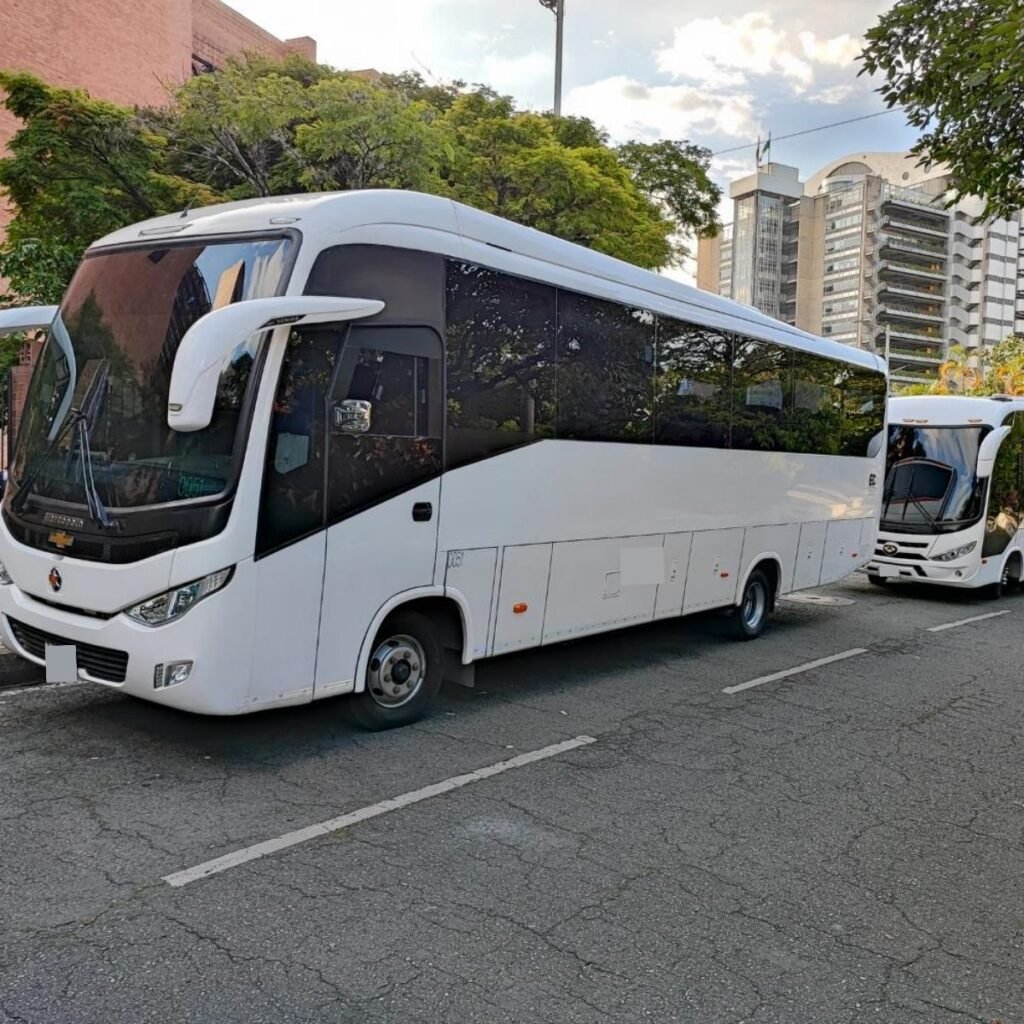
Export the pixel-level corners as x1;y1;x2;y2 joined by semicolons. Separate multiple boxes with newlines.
163;734;597;888
926;610;1010;632
722;648;868;695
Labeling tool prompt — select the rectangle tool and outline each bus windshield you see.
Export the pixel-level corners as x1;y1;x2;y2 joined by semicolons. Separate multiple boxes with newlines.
881;424;990;533
10;237;293;514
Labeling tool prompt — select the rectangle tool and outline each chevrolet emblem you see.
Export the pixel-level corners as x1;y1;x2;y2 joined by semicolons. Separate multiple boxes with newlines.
48;531;74;550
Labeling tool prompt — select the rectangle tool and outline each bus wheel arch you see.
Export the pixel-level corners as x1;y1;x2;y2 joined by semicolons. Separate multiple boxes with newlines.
353;589;471;697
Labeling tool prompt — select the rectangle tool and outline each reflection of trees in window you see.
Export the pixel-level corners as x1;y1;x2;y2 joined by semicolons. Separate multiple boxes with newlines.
839;366;887;457
788;351;843;455
445;262;556;467
557;291;654;443
257;328;338;555
654;320;731;448
731;340;791;451
985;412;1024;555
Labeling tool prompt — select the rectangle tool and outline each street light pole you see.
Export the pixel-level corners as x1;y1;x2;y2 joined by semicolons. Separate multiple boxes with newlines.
539;0;565;116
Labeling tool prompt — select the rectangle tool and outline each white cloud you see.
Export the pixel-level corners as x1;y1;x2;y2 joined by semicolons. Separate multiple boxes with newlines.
656;12;864;93
799;31;863;66
808;84;858;105
566;75;757;144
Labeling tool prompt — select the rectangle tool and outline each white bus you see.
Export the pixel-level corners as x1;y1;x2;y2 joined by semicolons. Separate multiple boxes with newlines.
0;191;885;727
867;394;1024;596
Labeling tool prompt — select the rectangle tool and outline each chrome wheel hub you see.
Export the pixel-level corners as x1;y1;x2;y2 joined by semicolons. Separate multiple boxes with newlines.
367;635;426;708
742;581;767;630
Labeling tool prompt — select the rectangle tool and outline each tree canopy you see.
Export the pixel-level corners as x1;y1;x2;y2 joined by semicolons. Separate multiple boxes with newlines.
0;59;722;303
861;0;1024;219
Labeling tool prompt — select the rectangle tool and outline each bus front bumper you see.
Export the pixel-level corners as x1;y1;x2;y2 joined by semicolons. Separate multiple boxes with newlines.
864;558;980;587
0;577;255;715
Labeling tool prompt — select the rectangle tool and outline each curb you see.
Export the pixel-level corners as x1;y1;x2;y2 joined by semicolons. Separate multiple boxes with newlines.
0;648;44;689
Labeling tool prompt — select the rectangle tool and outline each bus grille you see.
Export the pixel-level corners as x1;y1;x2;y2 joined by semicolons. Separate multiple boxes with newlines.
7;617;129;683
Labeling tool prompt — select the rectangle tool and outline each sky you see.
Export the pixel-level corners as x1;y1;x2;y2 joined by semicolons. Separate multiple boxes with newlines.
229;0;919;258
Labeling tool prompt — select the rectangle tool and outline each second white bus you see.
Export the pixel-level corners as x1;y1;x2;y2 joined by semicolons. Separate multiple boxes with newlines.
0;190;885;727
868;394;1024;595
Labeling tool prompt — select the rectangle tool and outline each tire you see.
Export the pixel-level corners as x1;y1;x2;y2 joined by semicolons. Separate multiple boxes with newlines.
867;574;888;587
347;611;444;731
729;569;771;640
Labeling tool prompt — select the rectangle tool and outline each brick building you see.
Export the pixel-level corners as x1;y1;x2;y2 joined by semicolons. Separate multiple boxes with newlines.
0;0;315;441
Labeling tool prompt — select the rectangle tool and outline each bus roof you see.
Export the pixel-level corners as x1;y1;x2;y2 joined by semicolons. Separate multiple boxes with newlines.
888;394;1024;427
90;189;884;372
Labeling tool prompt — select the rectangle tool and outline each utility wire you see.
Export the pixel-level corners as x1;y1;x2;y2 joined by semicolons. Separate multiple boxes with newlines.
711;109;900;157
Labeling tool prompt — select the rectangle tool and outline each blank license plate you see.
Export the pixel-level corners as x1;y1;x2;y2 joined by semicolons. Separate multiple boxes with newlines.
45;643;77;683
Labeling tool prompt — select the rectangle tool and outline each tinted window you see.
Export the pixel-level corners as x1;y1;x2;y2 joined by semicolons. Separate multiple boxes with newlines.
654;319;731;448
731;339;792;451
557;291;654;443
840;366;887;456
984;412;1024;555
325;327;442;525
305;244;445;332
445;262;556;468
788;351;843;455
256;327;339;556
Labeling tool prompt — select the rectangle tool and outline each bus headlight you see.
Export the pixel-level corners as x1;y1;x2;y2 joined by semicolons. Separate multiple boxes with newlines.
933;542;976;562
125;568;233;626
0;561;11;585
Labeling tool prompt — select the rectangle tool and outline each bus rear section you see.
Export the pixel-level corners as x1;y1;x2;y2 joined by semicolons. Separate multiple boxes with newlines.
868;396;1024;595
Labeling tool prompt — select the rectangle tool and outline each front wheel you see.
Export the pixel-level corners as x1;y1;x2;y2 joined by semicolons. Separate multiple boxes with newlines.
348;611;444;731
729;570;771;640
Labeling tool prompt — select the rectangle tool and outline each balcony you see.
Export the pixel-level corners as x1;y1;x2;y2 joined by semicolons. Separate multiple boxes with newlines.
882;214;949;240
879;325;943;346
890;367;940;383
878;281;943;301
878;258;947;281
887;347;943;364
878;301;944;324
879;234;947;259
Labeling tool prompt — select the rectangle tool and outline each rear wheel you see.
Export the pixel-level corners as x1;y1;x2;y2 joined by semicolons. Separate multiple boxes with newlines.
348;611;443;731
729;570;771;640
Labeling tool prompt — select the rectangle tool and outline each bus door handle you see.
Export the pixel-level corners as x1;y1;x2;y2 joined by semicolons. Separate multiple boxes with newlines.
412;502;433;522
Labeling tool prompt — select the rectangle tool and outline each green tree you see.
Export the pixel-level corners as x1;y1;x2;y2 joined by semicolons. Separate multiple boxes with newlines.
617;140;721;244
441;92;673;268
861;0;1024;219
0;71;214;300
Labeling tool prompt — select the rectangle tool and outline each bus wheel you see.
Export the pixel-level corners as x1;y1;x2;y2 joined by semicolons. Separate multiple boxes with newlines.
729;570;771;640
348;611;444;730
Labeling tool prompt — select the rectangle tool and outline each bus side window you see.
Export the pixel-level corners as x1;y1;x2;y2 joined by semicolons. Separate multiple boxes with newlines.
256;328;340;557
731;338;792;452
654;319;731;448
325;327;442;525
985;412;1024;556
445;261;556;469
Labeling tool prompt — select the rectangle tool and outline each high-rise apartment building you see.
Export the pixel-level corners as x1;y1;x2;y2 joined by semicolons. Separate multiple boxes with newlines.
698;152;1024;384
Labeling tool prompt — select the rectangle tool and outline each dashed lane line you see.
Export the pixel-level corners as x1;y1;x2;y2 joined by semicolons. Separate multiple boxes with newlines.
163;735;597;887
722;648;869;695
926;609;1011;632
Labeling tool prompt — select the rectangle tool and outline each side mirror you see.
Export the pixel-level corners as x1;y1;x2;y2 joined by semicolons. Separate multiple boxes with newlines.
167;295;384;432
334;399;372;434
0;305;58;336
977;425;1011;475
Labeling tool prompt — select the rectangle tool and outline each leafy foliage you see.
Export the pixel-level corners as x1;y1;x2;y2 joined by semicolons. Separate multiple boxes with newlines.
0;59;722;302
861;0;1024;219
894;336;1024;395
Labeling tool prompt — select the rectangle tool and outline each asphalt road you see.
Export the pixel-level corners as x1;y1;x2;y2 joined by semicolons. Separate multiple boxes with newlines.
2;575;1023;1024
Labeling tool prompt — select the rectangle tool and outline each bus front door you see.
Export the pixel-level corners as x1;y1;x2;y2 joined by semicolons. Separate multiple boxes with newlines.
313;326;444;696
